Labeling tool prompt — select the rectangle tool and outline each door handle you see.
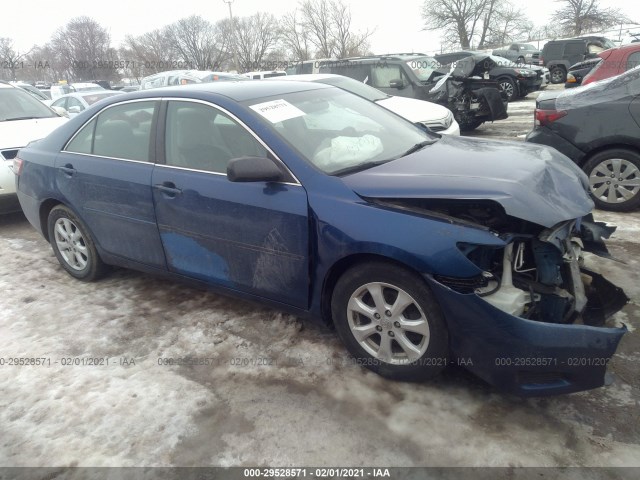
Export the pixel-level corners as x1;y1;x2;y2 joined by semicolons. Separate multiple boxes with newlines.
153;182;182;196
58;164;76;176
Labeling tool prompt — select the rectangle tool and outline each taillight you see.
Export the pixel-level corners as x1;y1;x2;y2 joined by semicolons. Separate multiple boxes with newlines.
13;157;24;176
535;109;567;126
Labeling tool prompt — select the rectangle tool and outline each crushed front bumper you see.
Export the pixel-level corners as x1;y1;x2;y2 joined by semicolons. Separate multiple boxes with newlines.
427;273;626;396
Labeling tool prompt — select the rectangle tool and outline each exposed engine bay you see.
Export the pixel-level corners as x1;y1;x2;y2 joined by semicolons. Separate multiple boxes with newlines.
373;198;629;326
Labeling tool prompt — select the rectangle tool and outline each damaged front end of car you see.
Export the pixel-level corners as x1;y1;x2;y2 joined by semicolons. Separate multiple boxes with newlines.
374;197;628;396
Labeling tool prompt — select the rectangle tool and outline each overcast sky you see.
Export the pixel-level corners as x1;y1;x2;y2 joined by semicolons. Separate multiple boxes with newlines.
5;0;640;56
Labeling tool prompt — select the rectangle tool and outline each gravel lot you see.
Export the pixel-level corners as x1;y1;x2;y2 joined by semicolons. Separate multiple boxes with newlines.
1;85;639;470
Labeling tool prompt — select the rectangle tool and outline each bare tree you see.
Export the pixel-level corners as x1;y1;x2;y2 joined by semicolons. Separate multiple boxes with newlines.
329;1;373;58
551;0;631;36
483;2;533;47
234;12;281;71
169;15;230;71
50;17;115;81
123;26;178;76
0;38;32;81
283;0;372;59
421;0;488;49
280;10;311;61
300;0;335;57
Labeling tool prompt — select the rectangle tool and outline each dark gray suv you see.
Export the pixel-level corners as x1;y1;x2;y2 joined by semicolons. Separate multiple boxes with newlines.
541;36;615;83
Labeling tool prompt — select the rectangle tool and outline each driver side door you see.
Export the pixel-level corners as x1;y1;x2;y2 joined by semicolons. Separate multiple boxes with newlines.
152;99;310;308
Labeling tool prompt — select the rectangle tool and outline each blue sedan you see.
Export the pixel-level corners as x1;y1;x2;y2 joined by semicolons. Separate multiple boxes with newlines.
14;81;628;396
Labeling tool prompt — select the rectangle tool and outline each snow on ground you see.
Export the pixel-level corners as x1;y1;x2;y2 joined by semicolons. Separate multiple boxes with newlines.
1;209;638;468
0;89;638;467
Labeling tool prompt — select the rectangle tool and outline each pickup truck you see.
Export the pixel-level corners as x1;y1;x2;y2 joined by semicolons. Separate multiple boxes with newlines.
492;43;541;65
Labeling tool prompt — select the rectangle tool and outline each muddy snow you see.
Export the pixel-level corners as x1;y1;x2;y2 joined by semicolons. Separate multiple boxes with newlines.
1;207;638;468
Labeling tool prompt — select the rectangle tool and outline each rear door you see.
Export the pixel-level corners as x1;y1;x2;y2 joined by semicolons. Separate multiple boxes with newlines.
55;99;166;267
151;99;310;307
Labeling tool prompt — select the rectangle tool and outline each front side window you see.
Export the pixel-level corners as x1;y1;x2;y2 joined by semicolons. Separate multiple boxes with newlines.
370;64;405;88
165;101;267;173
66;101;156;161
406;57;441;82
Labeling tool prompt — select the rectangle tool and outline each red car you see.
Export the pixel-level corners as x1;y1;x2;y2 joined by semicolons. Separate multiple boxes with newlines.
582;43;640;85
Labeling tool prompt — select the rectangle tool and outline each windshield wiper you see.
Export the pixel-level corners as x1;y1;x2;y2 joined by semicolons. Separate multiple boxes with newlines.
399;139;436;158
332;159;392;176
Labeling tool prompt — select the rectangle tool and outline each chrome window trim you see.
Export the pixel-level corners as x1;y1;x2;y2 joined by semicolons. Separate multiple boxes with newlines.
61;151;153;165
162;97;301;186
153;162;300;187
62;98;161;156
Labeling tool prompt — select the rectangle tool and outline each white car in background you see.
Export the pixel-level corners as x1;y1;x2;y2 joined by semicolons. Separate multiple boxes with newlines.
0;82;67;213
50;91;124;118
274;74;460;135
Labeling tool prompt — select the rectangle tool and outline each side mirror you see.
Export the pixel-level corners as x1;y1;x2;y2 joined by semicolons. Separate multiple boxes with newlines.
51;106;69;118
68;106;82;114
227;156;283;183
389;79;404;89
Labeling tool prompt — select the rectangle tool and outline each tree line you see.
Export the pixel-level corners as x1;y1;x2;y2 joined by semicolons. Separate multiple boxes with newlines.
0;0;373;83
422;0;632;50
1;0;634;84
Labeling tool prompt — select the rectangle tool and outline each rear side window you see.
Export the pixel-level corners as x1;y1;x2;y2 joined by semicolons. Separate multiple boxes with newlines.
564;42;586;55
543;43;562;57
65;101;156;162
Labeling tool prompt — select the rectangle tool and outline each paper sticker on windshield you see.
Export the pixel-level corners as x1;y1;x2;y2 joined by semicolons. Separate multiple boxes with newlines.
250;99;306;123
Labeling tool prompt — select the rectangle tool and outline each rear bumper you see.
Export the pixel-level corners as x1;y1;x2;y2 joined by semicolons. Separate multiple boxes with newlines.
525;127;586;164
426;274;627;396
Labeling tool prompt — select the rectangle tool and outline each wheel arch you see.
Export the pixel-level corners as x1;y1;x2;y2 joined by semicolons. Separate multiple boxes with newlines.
320;253;430;327
580;143;640;167
39;198;63;242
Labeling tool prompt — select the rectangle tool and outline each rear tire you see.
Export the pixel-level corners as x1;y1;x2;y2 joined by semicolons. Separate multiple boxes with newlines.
331;262;449;381
47;205;107;281
583;149;640;212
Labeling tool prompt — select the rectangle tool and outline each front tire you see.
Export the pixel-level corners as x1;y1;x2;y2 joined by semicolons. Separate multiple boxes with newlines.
583;149;640;212
331;262;449;381
497;76;518;102
47;205;107;281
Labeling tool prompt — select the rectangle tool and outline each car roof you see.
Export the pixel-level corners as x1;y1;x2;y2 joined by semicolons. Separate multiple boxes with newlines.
127;79;330;102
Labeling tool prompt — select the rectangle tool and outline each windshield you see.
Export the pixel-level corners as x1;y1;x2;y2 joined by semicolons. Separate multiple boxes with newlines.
245;87;432;175
318;76;388;102
406;56;442;82
0;88;57;121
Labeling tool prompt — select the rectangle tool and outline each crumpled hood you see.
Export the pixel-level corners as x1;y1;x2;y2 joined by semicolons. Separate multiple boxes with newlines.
0;117;67;150
342;135;594;228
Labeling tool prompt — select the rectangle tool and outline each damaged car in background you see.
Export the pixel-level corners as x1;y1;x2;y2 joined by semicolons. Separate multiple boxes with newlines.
320;54;508;131
14;80;626;397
